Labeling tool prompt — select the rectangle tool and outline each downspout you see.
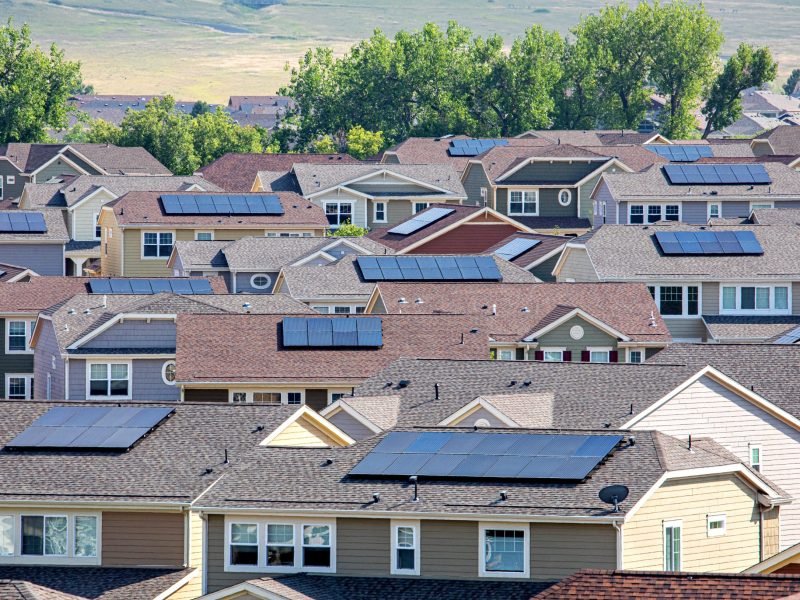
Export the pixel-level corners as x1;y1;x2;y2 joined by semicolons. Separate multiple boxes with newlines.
231;270;237;294
183;507;190;567
613;520;624;569
200;512;208;595
64;357;69;400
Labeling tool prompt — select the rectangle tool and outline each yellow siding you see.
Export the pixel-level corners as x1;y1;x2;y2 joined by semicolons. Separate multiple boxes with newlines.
623;474;761;572
162;570;201;600
73;189;117;241
269;417;339;447
189;511;204;568
764;507;780;559
100;211;124;276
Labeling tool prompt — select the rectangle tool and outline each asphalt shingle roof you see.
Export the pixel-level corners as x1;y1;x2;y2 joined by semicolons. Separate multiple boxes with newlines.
0;278;91;312
703;315;800;342
756;127;800;155
0;144;171;175
0;210;68;242
485;233;567;269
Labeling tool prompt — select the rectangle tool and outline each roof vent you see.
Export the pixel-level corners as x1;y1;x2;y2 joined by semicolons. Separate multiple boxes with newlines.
521;307;529;313
67;308;76;315
242;302;252;312
398;297;408;304
83;308;92;315
398;380;411;389
414;297;424;304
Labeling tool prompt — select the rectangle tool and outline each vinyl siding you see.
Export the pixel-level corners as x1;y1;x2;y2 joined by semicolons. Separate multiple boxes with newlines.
0;243;63;276
234;271;279;294
33;156;87;183
664;318;708;341
367;198;461;230
336;517;390;576
33;319;65;400
312;192;367;230
529;252;562;282
0;162;26;200
451;405;511;428
325;409;379;441
622;474;761;572
536;316;619;357
409;223;519;255
592;180;614;227
764;507;780;559
502;161;604;185
793;283;800;315
702;282;720;315
682;202;708;224
71;190;117;241
531;524;616;580
81;320;176;350
462;163;492;206
162;572;201;600
0;316;35;398
420;520;478;578
102;511;185;567
721;201;750;218
555;247;598;282
206;514;258;592
100;213;123;276
579;172;608;221
269;417;339;447
184;388;228;403
68;358;180;401
496;188;576;218
634;374;800;550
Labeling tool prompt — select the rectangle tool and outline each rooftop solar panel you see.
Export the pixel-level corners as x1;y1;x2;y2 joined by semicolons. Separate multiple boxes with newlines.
493;238;541;261
447;139;509;157
160;194;284;215
645;145;713;162
654;230;764;256
663;164;772;185
281;317;383;348
0;212;47;234
387;207;455;236
350;431;623;481
88;279;213;295
356;255;502;281
6;407;174;451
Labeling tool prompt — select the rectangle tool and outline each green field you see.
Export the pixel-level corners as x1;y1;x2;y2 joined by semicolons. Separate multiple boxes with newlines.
4;0;799;102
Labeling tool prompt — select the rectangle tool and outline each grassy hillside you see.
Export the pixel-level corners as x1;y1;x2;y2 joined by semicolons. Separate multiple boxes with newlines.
4;0;799;102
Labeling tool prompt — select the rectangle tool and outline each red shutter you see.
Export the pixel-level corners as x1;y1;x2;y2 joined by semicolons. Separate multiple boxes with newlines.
581;351;590;362
609;351;619;363
562;350;572;362
534;350;544;361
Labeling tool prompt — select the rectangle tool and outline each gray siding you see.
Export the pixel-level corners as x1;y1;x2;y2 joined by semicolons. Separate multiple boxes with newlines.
420;520;478;579
593;180;614;227
33;320;65;400
536;316;619;357
0;243;64;276
664;318;708;341
337;518;390;576
682;202;708;224
555;247;598;282
234;271;280;294
82;320;176;350
502;161;605;185
0;317;35;398
326;410;378;441
531;524;616;580
496;188;576;218
702;282;720;315
529;252;562;282
721;201;750;219
68;358;179;401
33;157;85;183
793;283;800;315
462;164;492;206
0;162;26;200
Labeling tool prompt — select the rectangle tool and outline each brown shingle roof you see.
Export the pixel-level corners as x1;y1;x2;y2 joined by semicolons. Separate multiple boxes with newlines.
484;233;567;269
0;277;91;312
0;143;170;175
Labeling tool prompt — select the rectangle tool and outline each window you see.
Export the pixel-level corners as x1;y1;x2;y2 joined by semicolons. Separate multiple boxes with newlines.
649;284;700;317
664;521;681;571
250;274;272;290
508;190;538;215
325;202;353;227
659;287;683;316
1;514;98;561
22;515;67;556
480;524;529;578
751;203;774;210
142;231;173;258
708;203;720;220
413;202;430;214
302;524;331;568
267;524;295;567
5;374;33;400
0;515;12;556
588;348;611;363
230;391;303;405
287;392;302;405
707;514;726;537
750;445;762;472
630;205;644;224
6;320;34;353
628;350;643;364
161;361;176;386
313;306;330;314
374;202;386;222
254;392;282;405
629;204;680;224
231;392;247;403
497;349;515;361
558;189;572;206
88;362;130;398
6;176;14;185
542;349;564;362
334;306;351;314
195;231;214;241
721;285;790;314
74;516;98;557
391;521;420;575
230;523;258;566
93;213;101;240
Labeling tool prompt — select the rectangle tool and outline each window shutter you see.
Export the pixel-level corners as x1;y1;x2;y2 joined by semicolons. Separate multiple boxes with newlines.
516;348;526;360
581;351;590;362
534;350;543;361
563;351;572;362
609;351;619;363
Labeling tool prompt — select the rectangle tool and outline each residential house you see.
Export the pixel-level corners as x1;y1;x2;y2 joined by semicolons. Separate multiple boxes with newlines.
592;162;800;227
365;281;670;362
554;223;800;342
0;143;170;202
0;262;38;282
169;236;393;294
485;234;568;281
741;90;800;120
175;313;488;408
199;153;360;193
0;210;69;276
98;192;328;277
752;127;800;157
514;130;670;146
30;290;312;401
18;175;220;275
746;542;800;575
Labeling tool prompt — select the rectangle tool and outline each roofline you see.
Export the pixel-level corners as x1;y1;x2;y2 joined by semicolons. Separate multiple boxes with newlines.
551;242;597;280
29;146;103;177
743;540;800;573
522;307;631;343
319;400;384;435
494;156;631;184
304;167;461;199
196;582;277;600
29;313;53;350
0;499;190;510
5;268;39;282
437;396;520;427
259;405;356;448
0;155;24;173
520;242;567;270
66;313;178;350
364;287;383;314
153;569;200;600
177;379;366;386
66;185;117;212
290;250;336;267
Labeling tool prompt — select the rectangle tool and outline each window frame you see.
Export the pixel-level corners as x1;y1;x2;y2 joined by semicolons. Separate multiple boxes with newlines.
750;202;774;211
719;284;791;315
249;273;273;290
413;202;430;215
6;176;14;185
92;212;101;240
750;444;762;472
161;361;176;386
5;373;33;400
628;203;681;224
557;189;572;207
479;522;530;579
507;189;538;216
0;512;101;565
627;349;644;364
85;360;132;400
708;203;720;220
228;390;305;405
323;201;354;228
707;514;726;537
228;521;259;568
663;520;682;572
541;347;565;362
587;347;612;363
5;319;35;354
390;520;420;575
647;284;702;318
373;201;387;223
140;230;175;260
195;231;214;241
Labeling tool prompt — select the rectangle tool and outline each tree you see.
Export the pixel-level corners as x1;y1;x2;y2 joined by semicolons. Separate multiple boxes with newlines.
701;44;777;138
552;41;601;130
330;221;368;237
70;80;94;95
189;108;262;167
0;20;82;142
310;136;337;154
784;68;800;96
190;100;211;117
346;126;384;159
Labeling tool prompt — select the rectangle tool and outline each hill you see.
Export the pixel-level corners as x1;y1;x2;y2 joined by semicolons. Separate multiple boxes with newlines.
4;0;799;101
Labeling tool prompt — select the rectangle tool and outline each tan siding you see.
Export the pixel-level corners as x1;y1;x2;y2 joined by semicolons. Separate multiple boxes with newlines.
162;571;201;600
622;474;761;572
206;514;258;592
73;189;117;241
793;283;800;314
420;520;478;578
531;524;616;580
703;282;720;315
451;405;512;428
102;511;185;567
269;417;338;448
764;507;780;559
635;375;800;549
337;517;390;576
189;511;204;568
325;409;377;441
555;247;598;282
664;318;708;341
100;212;123;276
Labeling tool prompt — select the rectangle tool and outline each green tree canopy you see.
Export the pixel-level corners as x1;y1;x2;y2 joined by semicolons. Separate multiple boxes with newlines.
345;125;384;159
329;221;368;237
784;68;800;96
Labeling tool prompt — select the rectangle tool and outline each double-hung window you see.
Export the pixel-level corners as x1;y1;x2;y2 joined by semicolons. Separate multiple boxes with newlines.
267;524;294;566
142;231;173;258
721;285;789;314
508;190;537;215
648;285;700;317
708;203;720;220
325;202;353;227
391;521;420;575
195;231;214;241
6;320;35;354
480;524;529;578
302;524;331;568
663;521;682;571
88;362;130;398
750;445;762;472
629;204;680;224
227;519;334;572
374;202;386;223
628;350;643;364
5;374;33;400
413;202;430;214
230;523;258;566
0;514;98;561
588;347;611;363
93;213;101;240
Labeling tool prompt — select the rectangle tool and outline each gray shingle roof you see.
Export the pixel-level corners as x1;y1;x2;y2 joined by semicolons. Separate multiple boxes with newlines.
0;209;68;243
279;256;377;299
703;315;800;342
292;164;466;197
0;144;171;175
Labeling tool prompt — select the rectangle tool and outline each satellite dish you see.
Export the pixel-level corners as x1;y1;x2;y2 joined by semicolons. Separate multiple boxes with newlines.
599;485;629;513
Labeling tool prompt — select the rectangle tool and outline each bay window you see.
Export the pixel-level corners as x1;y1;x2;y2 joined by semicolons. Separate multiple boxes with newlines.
480;523;529;578
325;202;352;227
142;231;173;258
87;362;130;398
647;284;700;317
508;190;538;215
720;285;790;314
629;204;680;224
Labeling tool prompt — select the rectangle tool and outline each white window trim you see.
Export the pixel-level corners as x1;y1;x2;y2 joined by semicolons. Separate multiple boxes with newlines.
663;519;682;571
627;349;644;364
507;189;539;216
224;517;336;574
140;230;175;260
707;202;721;220
390;520;420;575
323;201;354;228
228;390;305;405
92;212;101;240
161;360;176;386
628;203;682;224
479;522;530;578
719;284;791;316
249;273;273;290
6;176;14;185
412;202;430;215
557;189;572;207
750;202;774;210
495;348;516;361
587;347;612;363
195;231;214;241
85;360;132;400
541;347;565;362
5;319;35;355
750;444;763;471
373;201;387;223
4;373;33;400
648;284;702;319
0;512;101;566
707;514;726;537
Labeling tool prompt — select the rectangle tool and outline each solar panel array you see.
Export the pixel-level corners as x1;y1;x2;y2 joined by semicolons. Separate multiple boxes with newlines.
0;212;47;233
6;407;174;451
447;139;509;157
663;164;772;185
654;230;764;255
349;431;623;481
493;238;541;261
160;194;284;215
282;317;383;348
357;255;502;281
88;278;213;295
386;207;455;236
646;145;713;162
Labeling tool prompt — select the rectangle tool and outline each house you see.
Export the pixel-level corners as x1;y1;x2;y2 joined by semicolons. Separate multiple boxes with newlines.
30;289;312;401
365;281;670;362
0;262;38;282
18;175;220;275
0;210;69;276
554;223;800;342
289;164;467;230
515;130;670;146
741;90;800;120
98;192;329;277
0;143;170;202
752;127;800;157
169;236;393;294
175;313;488;408
197;153;360;192
191;424;782;596
746;542;800;575
485;233;568;281
591;162;800;227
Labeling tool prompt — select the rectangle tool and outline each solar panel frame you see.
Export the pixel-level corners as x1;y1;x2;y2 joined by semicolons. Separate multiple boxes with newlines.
281;317;383;348
493;238;541;261
386;208;455;236
159;194;284;215
24;213;47;233
664;163;771;185
655;230;763;256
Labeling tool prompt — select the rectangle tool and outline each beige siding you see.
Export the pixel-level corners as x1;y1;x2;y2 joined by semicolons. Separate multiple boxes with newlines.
206;514;257;592
531;524;616;580
420;520;478;578
793;283;800;314
764;507;780;559
337;517;390;576
703;282;720;315
100;212;124;276
635;375;800;549
162;571;201;600
451;405;512;428
72;189;117;241
325;409;378;441
102;511;185;567
555;247;598;282
269;417;339;448
623;474;761;572
189;510;204;568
